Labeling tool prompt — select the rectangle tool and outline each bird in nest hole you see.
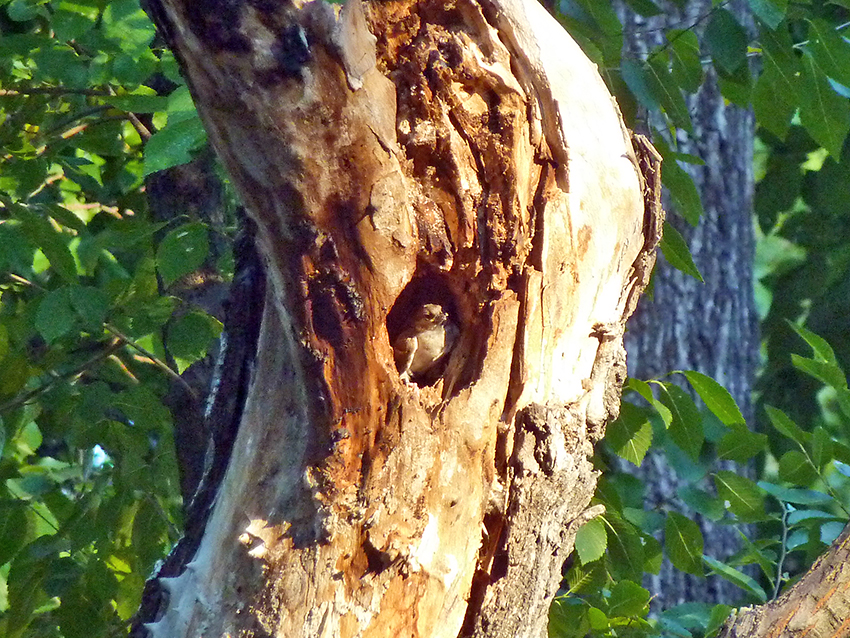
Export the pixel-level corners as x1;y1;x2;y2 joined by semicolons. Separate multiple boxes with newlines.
393;303;458;383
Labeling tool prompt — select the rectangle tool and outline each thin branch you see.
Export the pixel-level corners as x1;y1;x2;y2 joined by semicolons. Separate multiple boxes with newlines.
772;503;790;600
104;323;198;400
0;86;111;98
126;111;153;140
0;339;126;415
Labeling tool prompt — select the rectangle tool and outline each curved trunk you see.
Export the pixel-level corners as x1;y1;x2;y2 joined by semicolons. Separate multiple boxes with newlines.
134;1;660;636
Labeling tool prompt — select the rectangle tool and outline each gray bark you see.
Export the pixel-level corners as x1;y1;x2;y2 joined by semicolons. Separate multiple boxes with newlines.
617;0;760;611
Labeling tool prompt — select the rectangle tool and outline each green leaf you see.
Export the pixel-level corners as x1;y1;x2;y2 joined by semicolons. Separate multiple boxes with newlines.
549;597;591;637
621;58;661;112
703;555;767;601
0;323;9;363
0;501;30;566
587;606;610;631
604;514;645;581
799;53;850;158
753;70;796;140
820;521;845;545
36;287;76;343
116;386;172;435
658;382;704;460
808;18;850;88
778;450;818;485
53;8;97;41
575;516;607;564
667;29;703;93
17;207;79;284
714;471;767;522
155;222;209;287
717;62;752;107
69;286;109;333
143;115;207;175
736;531;779;582
608;580;650;617
112;49;159;86
101;0;156;57
626;378;673;426
14;422;43;457
6;0;42;21
664;163;704;227
167;310;222;371
789;323;838;364
764;405;808;446
758;482;834;506
132;497;170;573
704;9;748;74
681;370;745;425
104;93;169;114
32;44;89;87
791;354;847;390
565;558;607;595
786;508;841;525
679;485;725;521
661;602;716;632
643;535;663;575
660;221;704;281
707;603;734;635
646;55;694;131
717;422;768;464
622;0;662;16
6;550;50;637
665;512;704;575
748;0;788;29
811;426;833;470
754;27;801;139
605;402;653;466
571;0;623;66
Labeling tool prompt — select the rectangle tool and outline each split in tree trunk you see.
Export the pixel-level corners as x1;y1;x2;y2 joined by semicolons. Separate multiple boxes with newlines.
134;1;662;636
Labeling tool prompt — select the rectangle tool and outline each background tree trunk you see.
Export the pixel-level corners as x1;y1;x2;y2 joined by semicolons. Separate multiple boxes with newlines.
133;0;660;636
617;0;760;611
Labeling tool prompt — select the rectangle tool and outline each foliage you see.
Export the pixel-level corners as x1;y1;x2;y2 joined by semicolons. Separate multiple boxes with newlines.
556;328;850;636
0;0;224;635
548;0;850;636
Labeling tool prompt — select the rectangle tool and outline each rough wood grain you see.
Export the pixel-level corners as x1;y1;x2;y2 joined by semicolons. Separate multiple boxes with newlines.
135;1;661;636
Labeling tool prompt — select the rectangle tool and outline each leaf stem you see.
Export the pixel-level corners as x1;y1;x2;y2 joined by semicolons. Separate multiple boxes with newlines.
772;503;789;600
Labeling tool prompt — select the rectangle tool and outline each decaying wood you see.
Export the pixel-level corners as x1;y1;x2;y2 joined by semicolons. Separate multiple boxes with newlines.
719;523;850;638
136;0;662;636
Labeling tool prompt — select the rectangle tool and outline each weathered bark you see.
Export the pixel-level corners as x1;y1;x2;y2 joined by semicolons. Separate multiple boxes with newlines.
617;0;759;610
147;150;232;502
719;523;850;638
135;1;660;636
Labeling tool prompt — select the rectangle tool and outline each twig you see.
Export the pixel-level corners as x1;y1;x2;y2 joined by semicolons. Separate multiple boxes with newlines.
0;340;125;414
104;323;197;400
772;503;790;600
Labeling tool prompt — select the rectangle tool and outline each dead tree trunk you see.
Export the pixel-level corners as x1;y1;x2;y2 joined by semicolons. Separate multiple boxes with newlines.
135;1;660;636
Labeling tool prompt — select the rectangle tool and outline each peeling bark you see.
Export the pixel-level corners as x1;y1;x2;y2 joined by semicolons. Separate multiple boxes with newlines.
134;1;660;636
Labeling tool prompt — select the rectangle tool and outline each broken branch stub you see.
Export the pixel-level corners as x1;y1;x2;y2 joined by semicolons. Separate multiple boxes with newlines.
138;0;662;636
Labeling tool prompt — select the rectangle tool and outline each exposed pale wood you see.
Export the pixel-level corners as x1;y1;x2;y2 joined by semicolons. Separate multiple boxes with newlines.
137;1;660;636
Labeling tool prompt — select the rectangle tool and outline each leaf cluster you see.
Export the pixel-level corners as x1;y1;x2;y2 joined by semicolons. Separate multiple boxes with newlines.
550;0;850;636
559;0;850;284
0;1;228;635
555;326;850;637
